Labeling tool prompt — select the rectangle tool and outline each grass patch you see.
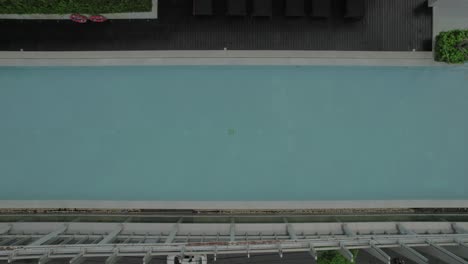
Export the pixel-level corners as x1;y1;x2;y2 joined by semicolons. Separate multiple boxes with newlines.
435;29;468;64
0;0;152;14
318;250;358;264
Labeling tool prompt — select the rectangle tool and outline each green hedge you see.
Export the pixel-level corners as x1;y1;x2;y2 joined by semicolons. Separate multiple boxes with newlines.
0;0;152;14
318;250;358;264
435;29;468;64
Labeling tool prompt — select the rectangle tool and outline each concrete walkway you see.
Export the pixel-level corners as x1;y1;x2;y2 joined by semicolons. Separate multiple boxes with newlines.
0;50;442;66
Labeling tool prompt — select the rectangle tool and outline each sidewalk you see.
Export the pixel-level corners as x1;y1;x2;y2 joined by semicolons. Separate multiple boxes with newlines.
0;50;442;67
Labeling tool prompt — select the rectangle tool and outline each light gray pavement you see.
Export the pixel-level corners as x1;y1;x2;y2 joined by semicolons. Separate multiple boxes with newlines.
0;51;442;67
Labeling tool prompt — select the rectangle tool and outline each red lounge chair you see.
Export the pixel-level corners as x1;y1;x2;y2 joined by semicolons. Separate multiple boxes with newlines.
70;14;87;23
89;15;108;23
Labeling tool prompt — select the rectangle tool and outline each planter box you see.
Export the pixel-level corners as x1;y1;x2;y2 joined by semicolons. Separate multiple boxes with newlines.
0;0;158;19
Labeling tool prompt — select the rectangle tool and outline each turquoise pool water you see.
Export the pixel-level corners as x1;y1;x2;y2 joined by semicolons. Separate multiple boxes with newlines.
0;66;467;201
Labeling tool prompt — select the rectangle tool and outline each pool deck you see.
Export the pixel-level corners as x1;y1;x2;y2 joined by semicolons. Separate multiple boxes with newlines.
0;0;432;52
0;50;442;67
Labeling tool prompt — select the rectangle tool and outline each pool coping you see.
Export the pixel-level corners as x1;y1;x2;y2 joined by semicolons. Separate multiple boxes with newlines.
0;50;446;67
0;200;467;209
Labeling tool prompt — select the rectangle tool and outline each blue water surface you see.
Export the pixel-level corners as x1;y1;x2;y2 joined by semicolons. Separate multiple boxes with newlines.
0;66;467;201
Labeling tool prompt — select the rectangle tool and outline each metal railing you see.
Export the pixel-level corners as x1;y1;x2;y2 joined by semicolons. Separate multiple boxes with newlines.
1;220;468;264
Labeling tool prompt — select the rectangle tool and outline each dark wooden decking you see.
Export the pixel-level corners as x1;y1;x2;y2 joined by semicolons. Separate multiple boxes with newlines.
0;0;432;51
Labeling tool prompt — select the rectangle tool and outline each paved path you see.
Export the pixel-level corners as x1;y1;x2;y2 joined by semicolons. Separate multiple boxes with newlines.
0;50;441;66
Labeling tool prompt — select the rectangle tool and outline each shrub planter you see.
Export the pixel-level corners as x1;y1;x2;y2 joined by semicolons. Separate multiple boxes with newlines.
318;250;358;264
434;29;468;63
0;0;157;19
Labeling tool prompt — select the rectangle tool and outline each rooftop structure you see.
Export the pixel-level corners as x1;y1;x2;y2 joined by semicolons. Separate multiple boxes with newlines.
1;214;468;264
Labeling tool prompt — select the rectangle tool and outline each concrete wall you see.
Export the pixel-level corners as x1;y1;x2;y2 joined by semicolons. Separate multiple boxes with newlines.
430;0;468;8
432;0;468;40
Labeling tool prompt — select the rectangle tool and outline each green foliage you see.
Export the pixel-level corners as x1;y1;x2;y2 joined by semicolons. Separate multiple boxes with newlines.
0;0;152;14
435;29;468;64
317;250;358;264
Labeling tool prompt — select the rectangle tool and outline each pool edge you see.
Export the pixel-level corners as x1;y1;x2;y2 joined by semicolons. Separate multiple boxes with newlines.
1;200;467;210
0;50;445;67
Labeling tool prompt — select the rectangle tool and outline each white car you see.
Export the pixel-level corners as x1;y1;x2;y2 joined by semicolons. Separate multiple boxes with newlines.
167;254;208;264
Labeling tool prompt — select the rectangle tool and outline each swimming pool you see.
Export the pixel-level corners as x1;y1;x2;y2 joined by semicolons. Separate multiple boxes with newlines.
0;66;467;202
